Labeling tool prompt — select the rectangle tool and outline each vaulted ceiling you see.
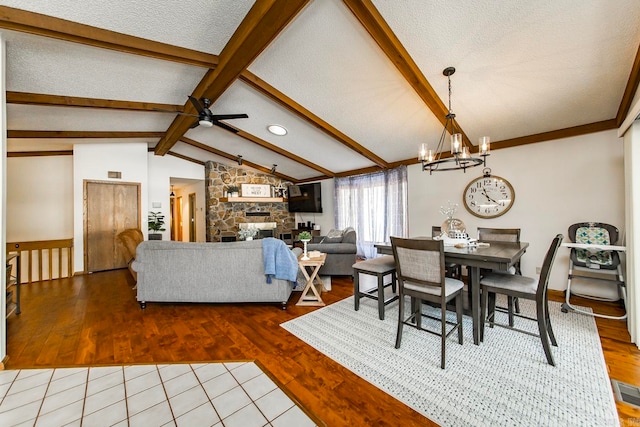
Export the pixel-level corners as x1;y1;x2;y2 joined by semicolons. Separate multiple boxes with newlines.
3;0;640;183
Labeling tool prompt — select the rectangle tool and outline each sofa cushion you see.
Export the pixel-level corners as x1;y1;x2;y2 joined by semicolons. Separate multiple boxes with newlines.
307;242;356;254
321;228;345;243
342;227;357;244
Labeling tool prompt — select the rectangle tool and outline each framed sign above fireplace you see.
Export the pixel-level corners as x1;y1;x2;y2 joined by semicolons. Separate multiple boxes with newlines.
241;184;271;197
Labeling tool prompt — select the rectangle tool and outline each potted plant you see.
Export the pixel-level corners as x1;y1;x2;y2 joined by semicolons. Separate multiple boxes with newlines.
148;211;166;240
298;231;312;241
298;231;312;260
227;185;240;198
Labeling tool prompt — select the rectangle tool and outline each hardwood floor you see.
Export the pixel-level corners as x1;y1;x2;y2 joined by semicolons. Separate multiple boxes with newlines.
4;270;639;426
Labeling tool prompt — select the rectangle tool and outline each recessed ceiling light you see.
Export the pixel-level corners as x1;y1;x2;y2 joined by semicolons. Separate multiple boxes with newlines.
267;124;287;136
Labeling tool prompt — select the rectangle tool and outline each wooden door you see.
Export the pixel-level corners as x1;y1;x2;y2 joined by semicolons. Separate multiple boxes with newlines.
189;193;196;242
85;181;140;272
170;197;176;241
176;196;183;241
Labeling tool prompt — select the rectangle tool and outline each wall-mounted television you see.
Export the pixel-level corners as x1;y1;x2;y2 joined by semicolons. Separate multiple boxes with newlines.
288;183;323;213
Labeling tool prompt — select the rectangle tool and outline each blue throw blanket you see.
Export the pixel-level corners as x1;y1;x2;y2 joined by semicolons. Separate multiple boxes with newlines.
262;238;299;284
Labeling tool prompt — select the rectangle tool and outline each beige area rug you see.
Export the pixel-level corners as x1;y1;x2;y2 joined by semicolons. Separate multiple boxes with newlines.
281;296;618;426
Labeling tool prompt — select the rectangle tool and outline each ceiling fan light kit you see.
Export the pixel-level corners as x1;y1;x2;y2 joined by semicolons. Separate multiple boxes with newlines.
198;118;214;128
420;67;490;174
187;96;247;132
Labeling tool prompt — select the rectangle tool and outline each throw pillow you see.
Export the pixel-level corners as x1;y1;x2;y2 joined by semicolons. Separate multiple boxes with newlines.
321;228;344;244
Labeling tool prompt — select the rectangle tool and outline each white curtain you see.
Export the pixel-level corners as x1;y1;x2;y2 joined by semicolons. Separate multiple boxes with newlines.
334;166;408;259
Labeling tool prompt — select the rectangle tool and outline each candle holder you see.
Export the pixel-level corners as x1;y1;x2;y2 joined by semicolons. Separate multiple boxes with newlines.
301;239;311;260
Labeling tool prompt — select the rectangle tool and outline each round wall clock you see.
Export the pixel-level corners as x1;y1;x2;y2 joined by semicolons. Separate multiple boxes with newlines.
463;168;515;219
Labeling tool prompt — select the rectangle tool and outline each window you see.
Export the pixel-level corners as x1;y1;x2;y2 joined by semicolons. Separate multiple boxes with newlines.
334;166;408;259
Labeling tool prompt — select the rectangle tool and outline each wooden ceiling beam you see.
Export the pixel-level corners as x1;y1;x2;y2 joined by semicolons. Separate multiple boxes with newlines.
6;91;184;112
359;119;621;175
217;123;335;177
166;151;206;166
180;137;298;182
343;0;473;148
239;71;389;168
491;119;618;150
7;130;165;139
0;6;218;68
155;0;311;156
616;42;640;126
7;150;73;157
234;130;335;177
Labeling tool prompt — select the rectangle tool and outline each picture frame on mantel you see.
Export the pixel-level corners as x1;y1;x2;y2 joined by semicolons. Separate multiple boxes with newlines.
241;184;271;197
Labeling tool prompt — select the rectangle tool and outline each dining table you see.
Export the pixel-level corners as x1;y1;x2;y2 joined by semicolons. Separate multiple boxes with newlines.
375;239;529;345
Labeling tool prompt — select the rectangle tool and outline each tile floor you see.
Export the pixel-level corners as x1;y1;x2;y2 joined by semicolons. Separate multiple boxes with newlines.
0;361;319;427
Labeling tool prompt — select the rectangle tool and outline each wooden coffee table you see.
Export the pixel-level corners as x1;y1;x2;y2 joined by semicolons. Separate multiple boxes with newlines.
296;253;327;306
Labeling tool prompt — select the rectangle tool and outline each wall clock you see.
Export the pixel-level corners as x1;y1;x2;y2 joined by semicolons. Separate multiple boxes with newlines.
463;168;515;219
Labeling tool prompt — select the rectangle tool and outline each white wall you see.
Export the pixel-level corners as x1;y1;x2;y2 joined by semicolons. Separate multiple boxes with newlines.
6;156;73;241
1;34;6;363
148;154;205;241
624;120;639;343
408;129;625;292
73;143;149;273
295;179;336;233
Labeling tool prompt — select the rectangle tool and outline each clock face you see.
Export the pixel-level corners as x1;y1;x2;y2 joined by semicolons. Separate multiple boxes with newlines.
463;174;515;219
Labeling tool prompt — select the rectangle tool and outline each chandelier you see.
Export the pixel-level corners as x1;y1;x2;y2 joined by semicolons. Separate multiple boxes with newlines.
419;67;490;174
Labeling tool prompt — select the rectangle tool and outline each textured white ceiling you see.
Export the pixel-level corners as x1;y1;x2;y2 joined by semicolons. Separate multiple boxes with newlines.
5;31;206;104
249;0;443;161
3;0;640;181
0;0;254;54
373;0;640;142
7;104;175;131
211;81;375;172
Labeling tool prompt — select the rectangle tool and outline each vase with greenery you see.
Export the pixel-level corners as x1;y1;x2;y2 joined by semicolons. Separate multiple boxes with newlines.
238;228;258;241
299;231;312;260
227;185;240;198
148;211;166;240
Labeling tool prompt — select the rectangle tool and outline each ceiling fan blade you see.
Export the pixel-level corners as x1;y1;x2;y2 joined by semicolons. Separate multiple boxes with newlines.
213;121;239;133
210;114;248;120
189;119;200;129
187;95;205;114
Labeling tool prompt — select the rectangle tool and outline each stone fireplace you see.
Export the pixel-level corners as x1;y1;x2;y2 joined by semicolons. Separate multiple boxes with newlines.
205;161;296;242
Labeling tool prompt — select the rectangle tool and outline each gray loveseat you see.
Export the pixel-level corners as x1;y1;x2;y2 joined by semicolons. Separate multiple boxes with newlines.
132;240;295;309
307;227;357;276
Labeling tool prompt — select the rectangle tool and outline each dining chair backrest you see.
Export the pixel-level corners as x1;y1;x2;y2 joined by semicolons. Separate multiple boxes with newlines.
478;227;521;243
391;237;445;291
536;234;564;303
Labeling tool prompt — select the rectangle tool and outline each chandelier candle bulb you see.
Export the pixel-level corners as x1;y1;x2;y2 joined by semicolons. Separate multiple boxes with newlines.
461;146;470;159
480;136;490;154
451;133;462;154
419;143;428;161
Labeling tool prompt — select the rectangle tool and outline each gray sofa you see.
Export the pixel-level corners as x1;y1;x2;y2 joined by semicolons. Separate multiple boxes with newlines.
132;240;295;309
307;227;357;276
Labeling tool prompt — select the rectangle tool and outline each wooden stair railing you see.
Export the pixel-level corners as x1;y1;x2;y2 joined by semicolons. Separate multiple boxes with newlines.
6;239;73;283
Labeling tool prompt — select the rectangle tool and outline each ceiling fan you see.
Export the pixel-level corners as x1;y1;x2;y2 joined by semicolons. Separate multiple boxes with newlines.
187;96;248;133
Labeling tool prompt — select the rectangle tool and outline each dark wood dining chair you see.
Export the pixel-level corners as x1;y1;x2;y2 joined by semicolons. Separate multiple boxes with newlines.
432;226;462;279
478;227;522;324
480;234;563;366
391;237;464;369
